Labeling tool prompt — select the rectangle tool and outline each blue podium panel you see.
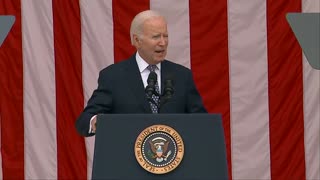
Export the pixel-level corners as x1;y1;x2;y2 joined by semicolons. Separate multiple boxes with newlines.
92;114;228;180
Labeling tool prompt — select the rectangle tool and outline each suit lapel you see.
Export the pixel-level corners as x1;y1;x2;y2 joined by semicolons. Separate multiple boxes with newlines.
124;56;152;113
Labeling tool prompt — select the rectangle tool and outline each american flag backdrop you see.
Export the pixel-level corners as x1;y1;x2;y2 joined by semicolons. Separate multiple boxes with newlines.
0;0;319;179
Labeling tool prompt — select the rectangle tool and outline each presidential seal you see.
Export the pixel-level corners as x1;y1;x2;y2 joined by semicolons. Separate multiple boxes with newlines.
134;124;184;174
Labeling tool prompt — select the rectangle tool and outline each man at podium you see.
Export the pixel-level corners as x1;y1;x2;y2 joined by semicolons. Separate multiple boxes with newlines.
76;10;207;137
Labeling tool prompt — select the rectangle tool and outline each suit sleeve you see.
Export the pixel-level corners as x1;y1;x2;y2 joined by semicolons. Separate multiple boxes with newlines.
75;69;113;137
185;71;207;113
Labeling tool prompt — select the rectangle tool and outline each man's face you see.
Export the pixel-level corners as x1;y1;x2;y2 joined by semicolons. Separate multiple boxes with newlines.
135;17;168;65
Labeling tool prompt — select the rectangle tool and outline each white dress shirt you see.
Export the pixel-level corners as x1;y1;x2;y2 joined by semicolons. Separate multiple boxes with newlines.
135;52;161;90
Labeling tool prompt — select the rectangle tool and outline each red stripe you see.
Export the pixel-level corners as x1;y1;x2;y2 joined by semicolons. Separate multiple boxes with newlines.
189;0;231;179
112;0;150;63
52;1;87;179
267;0;306;179
0;0;24;179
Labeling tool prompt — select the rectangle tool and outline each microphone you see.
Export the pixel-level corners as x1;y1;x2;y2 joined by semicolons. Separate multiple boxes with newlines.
160;75;174;109
145;71;158;97
145;72;160;110
163;79;174;99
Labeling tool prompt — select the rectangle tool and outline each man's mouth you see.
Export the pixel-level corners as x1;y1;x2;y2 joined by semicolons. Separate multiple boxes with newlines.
155;50;165;54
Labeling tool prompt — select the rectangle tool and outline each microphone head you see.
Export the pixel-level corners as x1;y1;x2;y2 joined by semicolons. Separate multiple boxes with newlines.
164;74;174;88
145;72;158;97
164;79;173;87
164;76;174;97
147;72;157;84
145;85;154;97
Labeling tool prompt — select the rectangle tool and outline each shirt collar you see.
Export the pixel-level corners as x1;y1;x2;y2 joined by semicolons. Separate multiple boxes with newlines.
135;52;161;73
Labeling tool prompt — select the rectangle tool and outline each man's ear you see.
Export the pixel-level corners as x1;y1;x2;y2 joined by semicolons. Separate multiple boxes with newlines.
133;34;141;47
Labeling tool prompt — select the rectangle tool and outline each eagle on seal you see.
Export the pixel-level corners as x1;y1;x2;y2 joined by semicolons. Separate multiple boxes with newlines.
149;138;170;162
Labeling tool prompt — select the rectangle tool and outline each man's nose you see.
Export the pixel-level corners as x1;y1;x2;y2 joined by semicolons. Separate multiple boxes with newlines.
158;36;167;45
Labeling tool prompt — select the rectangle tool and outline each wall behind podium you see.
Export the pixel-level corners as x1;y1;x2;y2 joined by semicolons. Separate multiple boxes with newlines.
0;0;319;180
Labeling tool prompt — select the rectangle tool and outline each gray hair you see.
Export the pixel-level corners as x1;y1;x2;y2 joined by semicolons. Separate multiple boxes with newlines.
130;10;165;45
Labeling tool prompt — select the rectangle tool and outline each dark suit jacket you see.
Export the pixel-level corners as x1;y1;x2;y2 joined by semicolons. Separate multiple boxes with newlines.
76;54;207;136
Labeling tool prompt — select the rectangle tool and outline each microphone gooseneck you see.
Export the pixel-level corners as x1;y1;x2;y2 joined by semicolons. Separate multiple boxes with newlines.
145;72;160;110
145;72;158;97
163;79;174;99
159;76;174;112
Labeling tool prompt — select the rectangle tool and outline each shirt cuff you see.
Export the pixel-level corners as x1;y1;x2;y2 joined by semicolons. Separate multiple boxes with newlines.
89;115;97;134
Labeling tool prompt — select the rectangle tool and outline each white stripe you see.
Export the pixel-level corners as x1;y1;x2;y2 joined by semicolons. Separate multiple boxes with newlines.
151;0;191;68
302;1;320;179
22;0;57;179
80;0;114;179
228;0;271;179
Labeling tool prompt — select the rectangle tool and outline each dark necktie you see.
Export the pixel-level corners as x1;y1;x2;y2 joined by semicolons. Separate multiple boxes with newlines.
147;65;160;113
